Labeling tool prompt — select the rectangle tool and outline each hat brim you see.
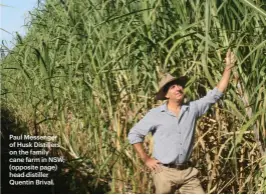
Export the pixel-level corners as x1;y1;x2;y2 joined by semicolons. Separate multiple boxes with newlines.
155;76;188;100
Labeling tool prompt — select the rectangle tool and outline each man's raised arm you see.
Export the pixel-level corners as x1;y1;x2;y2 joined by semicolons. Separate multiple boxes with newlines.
216;49;236;93
189;49;236;117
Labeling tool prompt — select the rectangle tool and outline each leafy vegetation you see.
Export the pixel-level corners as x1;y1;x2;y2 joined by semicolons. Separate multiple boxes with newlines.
1;0;266;193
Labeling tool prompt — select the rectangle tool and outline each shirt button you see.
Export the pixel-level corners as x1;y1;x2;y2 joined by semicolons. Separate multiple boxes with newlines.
180;143;182;145
179;132;181;134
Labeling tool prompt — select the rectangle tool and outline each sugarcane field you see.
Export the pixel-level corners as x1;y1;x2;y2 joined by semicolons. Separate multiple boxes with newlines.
1;0;266;194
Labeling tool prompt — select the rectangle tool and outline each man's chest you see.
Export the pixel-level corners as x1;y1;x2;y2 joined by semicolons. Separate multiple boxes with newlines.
152;110;196;137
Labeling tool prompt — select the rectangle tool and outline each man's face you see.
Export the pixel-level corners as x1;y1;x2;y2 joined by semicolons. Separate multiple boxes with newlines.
165;83;185;102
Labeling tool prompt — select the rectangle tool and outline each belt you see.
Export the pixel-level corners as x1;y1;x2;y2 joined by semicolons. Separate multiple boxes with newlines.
162;163;189;170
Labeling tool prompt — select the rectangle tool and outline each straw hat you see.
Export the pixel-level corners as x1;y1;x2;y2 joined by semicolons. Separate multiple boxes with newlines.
155;74;188;100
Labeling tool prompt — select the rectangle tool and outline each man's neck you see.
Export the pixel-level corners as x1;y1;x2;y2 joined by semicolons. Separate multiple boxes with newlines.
167;100;182;111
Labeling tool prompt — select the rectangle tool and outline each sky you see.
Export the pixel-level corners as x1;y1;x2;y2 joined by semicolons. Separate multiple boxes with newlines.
1;0;38;48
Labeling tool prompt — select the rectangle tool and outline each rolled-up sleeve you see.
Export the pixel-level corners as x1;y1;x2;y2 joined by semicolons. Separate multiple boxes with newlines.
191;87;223;117
128;110;156;144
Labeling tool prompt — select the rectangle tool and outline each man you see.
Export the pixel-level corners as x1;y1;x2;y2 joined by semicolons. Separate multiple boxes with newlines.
128;50;236;194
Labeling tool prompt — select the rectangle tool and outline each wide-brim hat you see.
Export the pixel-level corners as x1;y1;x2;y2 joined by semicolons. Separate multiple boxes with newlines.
155;74;188;100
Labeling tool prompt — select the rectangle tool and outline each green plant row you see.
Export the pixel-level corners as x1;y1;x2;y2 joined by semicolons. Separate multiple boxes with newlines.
1;0;265;193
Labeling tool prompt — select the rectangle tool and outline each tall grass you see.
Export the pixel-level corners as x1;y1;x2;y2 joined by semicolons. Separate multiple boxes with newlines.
1;0;266;193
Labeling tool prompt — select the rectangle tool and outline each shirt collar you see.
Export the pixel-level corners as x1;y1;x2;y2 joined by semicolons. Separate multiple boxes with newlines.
160;102;189;112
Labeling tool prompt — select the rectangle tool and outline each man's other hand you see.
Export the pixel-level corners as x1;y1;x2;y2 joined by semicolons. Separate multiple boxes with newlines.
144;157;162;171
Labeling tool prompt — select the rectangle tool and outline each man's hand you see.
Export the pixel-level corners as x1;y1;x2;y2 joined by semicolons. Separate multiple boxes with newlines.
225;49;236;69
144;157;161;171
132;143;162;172
217;49;237;93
